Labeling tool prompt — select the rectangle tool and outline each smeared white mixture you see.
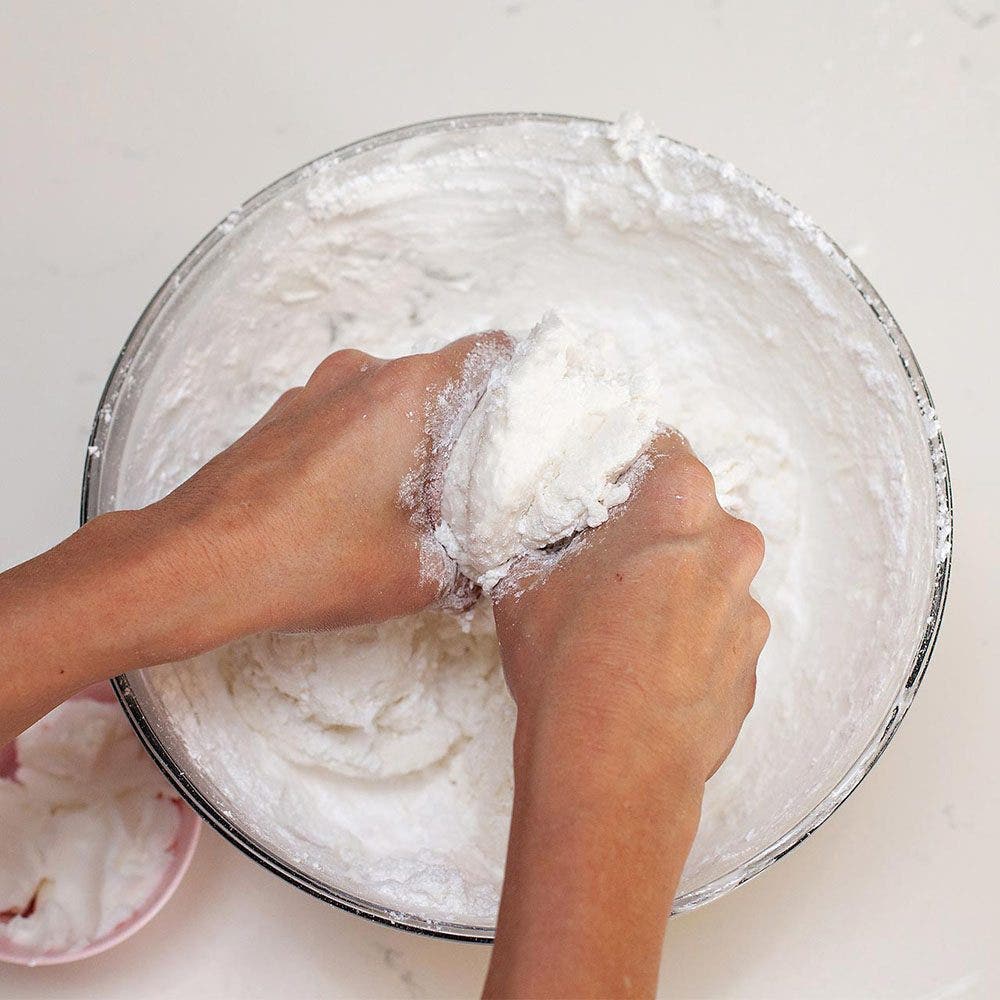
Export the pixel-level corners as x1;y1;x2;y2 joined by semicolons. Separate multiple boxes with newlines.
112;115;939;925
436;312;661;590
0;700;181;953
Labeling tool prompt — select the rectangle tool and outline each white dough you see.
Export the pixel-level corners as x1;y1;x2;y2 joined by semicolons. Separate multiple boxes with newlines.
108;115;940;927
435;312;660;590
0;701;181;954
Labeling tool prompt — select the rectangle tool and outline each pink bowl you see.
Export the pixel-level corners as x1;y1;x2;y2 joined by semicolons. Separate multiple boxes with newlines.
0;681;201;967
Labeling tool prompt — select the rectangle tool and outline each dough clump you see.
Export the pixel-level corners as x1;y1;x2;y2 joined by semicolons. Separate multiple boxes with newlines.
435;313;661;590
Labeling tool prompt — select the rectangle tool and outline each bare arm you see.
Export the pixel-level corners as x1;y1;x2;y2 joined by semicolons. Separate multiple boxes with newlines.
484;432;770;999
3;348;767;1000
0;333;509;746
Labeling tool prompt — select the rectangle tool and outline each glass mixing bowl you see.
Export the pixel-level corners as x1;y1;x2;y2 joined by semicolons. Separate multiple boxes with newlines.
81;113;952;941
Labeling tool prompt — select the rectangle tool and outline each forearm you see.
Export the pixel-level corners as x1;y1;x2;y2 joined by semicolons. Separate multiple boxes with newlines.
485;699;703;999
0;506;242;745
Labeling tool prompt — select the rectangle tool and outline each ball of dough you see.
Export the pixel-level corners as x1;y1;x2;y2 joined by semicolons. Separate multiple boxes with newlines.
435;313;661;589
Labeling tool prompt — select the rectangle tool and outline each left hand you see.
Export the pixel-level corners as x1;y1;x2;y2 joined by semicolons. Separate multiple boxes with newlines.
147;331;511;636
0;333;511;745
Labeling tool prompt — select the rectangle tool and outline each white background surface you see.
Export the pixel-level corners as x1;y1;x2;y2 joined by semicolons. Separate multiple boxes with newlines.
0;1;996;997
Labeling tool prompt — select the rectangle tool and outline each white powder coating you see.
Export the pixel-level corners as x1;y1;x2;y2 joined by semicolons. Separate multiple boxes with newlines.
0;700;181;953
436;312;660;590
105;115;941;927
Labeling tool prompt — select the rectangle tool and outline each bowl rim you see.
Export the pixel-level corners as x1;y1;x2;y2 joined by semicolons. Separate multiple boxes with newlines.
80;111;953;943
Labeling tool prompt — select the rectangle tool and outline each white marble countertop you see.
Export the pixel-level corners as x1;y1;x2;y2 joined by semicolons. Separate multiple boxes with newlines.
1;1;997;996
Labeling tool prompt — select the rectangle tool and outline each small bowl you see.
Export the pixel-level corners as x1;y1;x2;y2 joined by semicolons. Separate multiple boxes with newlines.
0;681;200;967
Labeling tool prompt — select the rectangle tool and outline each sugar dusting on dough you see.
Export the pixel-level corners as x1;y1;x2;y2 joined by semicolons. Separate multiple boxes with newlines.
435;312;661;590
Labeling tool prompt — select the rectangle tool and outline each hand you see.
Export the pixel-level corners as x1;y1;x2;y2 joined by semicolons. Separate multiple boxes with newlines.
0;333;511;746
494;429;770;792
484;431;770;999
149;332;511;637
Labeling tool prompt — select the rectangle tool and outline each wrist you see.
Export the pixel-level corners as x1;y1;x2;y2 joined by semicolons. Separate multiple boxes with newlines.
511;660;709;812
490;680;703;1000
107;501;253;662
0;506;242;743
47;504;249;681
512;688;705;836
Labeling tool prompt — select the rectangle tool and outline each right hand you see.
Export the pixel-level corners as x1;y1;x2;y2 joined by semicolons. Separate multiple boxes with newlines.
492;430;770;790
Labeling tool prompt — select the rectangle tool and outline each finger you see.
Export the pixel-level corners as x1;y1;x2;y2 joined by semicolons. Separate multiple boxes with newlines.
743;666;758;716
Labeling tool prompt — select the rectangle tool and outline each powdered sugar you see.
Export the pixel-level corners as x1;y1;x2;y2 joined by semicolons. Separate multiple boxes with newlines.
400;333;514;595
435;312;661;590
0;701;181;954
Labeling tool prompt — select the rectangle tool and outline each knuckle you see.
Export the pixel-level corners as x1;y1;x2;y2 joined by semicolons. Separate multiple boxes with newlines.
311;348;372;382
732;518;766;561
256;386;302;427
744;669;758;715
673;451;715;492
647;454;719;534
404;351;441;381
665;451;715;494
750;600;771;646
373;354;434;401
674;458;717;517
270;388;300;410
